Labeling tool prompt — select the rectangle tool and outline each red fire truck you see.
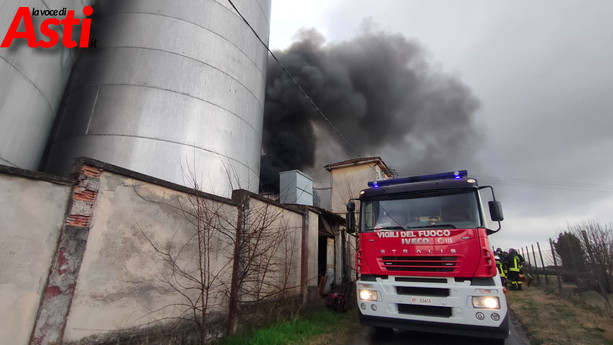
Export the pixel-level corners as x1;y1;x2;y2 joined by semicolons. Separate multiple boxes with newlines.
346;170;508;342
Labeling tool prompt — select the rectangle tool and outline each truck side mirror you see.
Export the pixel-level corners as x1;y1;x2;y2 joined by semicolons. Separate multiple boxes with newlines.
346;201;356;233
488;201;504;222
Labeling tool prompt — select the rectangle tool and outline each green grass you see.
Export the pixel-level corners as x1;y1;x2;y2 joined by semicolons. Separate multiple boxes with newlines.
220;309;353;345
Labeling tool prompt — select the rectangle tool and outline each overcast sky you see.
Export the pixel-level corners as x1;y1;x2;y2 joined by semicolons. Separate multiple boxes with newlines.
267;0;613;252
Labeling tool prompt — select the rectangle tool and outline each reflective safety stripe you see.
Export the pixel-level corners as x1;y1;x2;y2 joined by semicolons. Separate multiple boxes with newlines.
508;256;522;272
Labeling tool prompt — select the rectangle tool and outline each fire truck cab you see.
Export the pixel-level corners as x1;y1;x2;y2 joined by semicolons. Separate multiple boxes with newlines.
346;170;508;342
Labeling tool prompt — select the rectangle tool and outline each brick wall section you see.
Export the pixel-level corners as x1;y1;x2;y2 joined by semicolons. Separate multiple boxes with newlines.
29;165;101;345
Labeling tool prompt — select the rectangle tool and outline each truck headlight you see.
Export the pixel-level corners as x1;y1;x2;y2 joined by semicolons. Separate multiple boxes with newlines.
472;296;500;309
359;289;378;301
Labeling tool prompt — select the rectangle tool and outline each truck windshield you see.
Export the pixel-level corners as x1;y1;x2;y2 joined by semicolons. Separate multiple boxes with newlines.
360;190;481;232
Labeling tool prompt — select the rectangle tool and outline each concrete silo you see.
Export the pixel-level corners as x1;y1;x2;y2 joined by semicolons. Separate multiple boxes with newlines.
0;0;91;169
44;0;271;197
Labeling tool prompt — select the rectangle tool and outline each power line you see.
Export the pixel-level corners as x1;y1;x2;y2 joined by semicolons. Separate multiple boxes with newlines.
228;0;395;186
226;0;363;159
474;175;613;193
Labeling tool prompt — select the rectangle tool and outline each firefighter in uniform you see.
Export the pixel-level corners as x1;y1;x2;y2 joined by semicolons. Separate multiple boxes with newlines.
506;248;525;290
495;249;508;287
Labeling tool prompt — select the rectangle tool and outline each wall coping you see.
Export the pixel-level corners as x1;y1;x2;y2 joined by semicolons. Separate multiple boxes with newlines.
0;164;73;186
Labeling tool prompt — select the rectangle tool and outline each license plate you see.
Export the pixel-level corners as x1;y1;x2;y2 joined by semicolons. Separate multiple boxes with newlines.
410;297;433;305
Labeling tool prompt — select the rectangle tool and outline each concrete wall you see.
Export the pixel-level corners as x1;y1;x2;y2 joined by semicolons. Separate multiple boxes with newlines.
0;171;72;345
330;164;383;215
327;158;393;216
62;171;238;341
237;197;303;303
0;160;332;345
327;161;392;283
308;211;319;288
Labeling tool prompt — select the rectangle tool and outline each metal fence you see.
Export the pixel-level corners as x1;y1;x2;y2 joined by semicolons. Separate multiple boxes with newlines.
511;236;611;307
515;240;562;292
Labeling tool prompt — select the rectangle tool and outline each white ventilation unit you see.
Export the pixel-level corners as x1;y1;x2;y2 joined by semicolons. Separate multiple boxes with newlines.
279;170;313;206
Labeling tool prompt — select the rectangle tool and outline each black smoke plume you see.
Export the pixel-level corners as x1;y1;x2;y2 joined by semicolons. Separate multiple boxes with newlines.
260;29;481;192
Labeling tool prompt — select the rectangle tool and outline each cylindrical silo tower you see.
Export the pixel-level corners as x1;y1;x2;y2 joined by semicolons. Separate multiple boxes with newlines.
0;0;91;169
44;0;271;197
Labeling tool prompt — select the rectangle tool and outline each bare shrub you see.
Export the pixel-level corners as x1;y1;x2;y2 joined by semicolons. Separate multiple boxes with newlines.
135;176;304;343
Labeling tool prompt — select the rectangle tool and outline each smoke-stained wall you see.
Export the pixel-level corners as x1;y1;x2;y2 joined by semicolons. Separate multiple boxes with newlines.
261;29;482;191
43;0;271;198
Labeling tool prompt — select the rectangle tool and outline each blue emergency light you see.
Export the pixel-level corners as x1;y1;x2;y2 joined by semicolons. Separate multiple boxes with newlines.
367;170;468;189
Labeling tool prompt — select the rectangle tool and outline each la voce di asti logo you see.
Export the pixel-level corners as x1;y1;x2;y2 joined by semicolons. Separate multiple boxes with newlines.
1;6;95;48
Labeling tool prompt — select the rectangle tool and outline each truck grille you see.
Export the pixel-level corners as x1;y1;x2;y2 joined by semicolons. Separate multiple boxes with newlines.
380;256;457;273
396;286;450;297
395;277;448;284
398;304;452;318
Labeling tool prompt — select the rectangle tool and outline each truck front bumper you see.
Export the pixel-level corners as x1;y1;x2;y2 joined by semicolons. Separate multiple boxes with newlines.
359;311;509;339
356;276;509;339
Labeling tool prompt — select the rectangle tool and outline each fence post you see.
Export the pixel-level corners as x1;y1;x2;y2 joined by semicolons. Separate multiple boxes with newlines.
537;242;549;285
549;238;563;294
531;244;540;284
523;246;532;276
